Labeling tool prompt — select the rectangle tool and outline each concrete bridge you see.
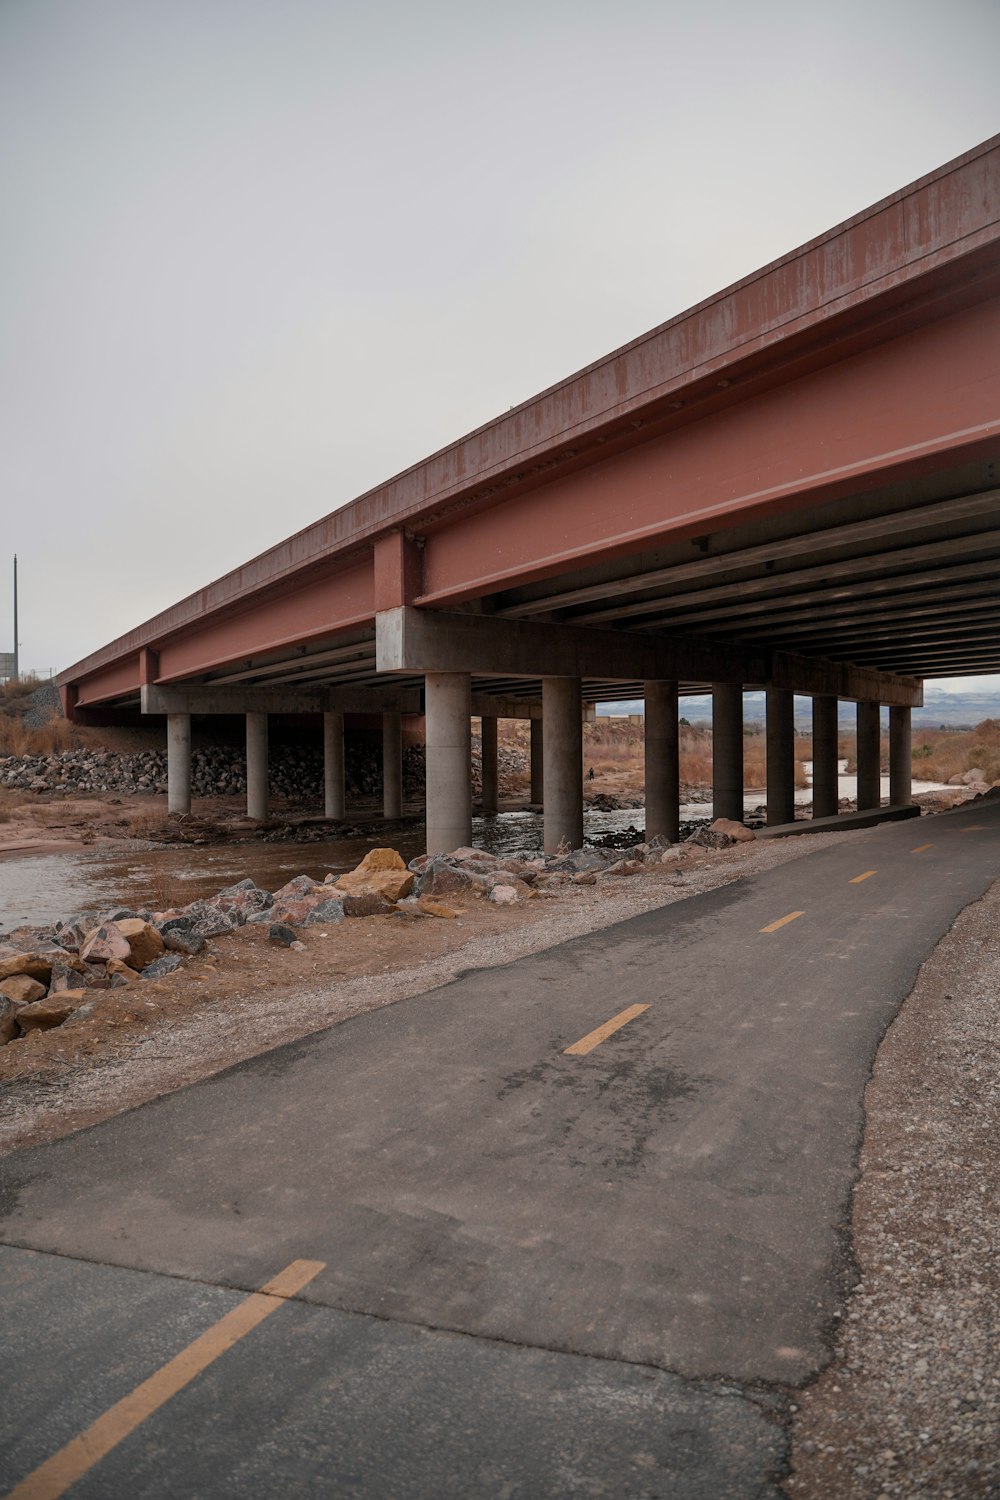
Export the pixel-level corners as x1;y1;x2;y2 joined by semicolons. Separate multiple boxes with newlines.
58;135;1000;853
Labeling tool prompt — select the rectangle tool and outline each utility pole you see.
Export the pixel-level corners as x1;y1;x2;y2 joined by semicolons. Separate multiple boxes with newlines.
13;555;19;680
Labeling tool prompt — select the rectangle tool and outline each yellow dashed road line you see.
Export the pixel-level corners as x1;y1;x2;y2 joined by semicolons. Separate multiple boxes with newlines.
6;1259;327;1500
565;1004;650;1056
911;843;933;853
760;911;804;933
849;870;877;884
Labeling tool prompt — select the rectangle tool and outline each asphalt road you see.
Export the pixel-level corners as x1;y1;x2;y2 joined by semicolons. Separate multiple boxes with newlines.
1;799;997;1498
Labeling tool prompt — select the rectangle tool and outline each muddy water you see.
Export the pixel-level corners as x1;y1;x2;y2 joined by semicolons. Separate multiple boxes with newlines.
0;808;656;930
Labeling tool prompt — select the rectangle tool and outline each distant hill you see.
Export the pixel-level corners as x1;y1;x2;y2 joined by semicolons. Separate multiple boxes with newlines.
598;688;1000;729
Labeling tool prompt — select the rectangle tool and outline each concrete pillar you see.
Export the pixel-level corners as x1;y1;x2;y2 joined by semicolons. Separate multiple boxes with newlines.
530;718;544;805
324;708;345;819
425;673;472;854
856;701;882;811
246;712;269;821
382;711;402;820
811;696;839;818
712;682;744;823
644;680;679;842
166;713;191;816
889;705;912;807
480;715;499;815
542;677;583;853
765;687;795;827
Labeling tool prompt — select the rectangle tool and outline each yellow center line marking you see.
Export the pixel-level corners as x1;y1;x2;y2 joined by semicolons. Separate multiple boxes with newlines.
6;1259;326;1500
911;843;933;853
849;870;877;884
565;1003;650;1056
760;911;804;933
961;825;986;832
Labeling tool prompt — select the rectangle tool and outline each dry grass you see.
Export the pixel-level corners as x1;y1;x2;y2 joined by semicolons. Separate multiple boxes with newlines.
0;718;78;756
0;789;31;825
0;675;86;756
911;720;1000;785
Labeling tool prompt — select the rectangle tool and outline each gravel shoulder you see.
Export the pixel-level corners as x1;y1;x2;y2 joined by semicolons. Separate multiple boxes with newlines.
785;878;1000;1498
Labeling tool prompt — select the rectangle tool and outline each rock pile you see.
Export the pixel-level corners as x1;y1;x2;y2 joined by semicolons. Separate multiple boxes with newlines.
1;741;533;806
0;744;429;802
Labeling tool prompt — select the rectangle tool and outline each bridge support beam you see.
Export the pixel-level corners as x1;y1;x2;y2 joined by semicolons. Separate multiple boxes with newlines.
324;708;345;819
246;712;269;821
644;680;679;842
167;714;191;816
856;701;882;811
425;673;471;854
480;715;498;815
543;678;583;853
766;688;795;827
812;696;839;818
530;719;544;805
712;683;744;823
889;705;912;806
382;712;403;820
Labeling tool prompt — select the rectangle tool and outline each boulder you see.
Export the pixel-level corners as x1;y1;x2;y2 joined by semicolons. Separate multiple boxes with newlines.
209;881;273;920
710;818;755;842
16;991;89;1032
488;884;521;905
271;875;325;904
342;890;393;918
115;919;165;971
268;923;297;947
335;849;414;903
0;952;55;984
300;898;346;927
0;975;47;1005
80;923;132;965
143;953;183;979
168;902;240;939
163;928;206;956
572;871;597;886
414;860;487;898
1;996;25;1045
106;959;142;983
347;847;407;874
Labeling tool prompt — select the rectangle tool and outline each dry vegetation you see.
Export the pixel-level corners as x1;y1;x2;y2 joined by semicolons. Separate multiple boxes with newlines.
911;718;1000;784
0;678;82;756
500;716;809;791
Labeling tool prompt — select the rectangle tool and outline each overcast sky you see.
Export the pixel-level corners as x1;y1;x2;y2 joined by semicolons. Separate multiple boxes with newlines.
2;0;998;693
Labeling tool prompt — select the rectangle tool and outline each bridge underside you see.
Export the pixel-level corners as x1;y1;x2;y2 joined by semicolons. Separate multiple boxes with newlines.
58;136;1000;852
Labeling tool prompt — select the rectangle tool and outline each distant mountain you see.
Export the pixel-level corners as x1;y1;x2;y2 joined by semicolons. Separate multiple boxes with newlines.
598;688;1000;729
